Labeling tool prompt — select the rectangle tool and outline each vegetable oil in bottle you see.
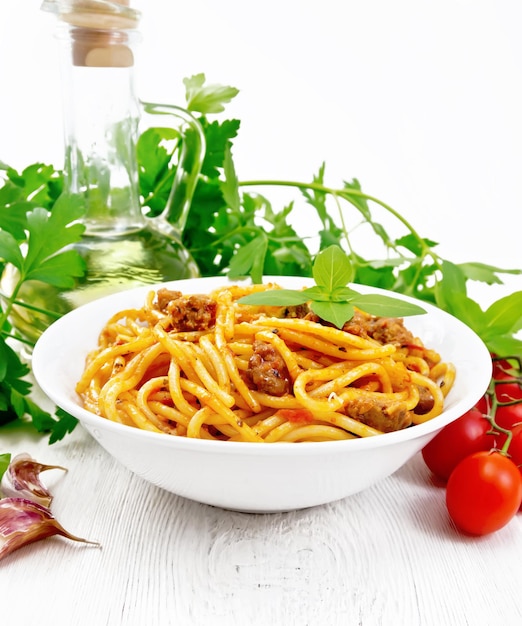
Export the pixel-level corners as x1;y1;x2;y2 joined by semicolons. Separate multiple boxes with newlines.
3;1;204;345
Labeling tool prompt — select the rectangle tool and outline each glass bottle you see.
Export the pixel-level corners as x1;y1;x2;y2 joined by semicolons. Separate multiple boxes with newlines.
4;0;204;344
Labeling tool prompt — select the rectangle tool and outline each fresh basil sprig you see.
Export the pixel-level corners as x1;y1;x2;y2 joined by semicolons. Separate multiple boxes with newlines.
237;245;426;328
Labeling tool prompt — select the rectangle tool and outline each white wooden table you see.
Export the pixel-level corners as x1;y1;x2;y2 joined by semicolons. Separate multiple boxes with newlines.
2;414;522;626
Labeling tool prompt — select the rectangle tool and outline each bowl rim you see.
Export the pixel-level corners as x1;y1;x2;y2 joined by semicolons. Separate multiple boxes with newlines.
32;275;492;455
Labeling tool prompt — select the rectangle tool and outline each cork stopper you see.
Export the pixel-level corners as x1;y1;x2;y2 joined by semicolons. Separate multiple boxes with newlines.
41;0;140;67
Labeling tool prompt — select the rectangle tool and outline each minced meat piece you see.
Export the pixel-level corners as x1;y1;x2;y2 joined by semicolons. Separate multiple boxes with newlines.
247;340;291;396
413;386;435;415
342;309;416;346
156;291;217;332
345;396;412;432
368;317;417;346
341;309;374;339
281;303;311;319
155;288;182;312
303;308;416;347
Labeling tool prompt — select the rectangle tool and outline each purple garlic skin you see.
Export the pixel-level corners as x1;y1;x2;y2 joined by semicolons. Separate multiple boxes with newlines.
1;453;67;507
0;497;99;562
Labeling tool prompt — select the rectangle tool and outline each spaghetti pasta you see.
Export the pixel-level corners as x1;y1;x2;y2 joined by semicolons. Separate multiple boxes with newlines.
76;283;456;442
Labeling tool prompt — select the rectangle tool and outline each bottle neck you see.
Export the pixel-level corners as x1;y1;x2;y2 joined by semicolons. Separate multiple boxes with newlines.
58;26;145;237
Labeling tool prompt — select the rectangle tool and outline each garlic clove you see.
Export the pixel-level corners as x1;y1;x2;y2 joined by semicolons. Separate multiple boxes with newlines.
0;453;67;507
0;497;99;562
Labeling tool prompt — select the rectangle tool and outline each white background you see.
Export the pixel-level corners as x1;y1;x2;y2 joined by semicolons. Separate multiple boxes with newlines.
1;0;521;303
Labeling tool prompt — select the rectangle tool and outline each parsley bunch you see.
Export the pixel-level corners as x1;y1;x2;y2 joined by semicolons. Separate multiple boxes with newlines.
0;165;84;441
1;73;521;443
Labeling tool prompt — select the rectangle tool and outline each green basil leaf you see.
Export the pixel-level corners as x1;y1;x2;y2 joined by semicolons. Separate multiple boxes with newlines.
351;294;426;317
435;260;468;313
301;285;331;302
310;300;355;329
482;291;522;336
238;289;310;307
396;233;438;256
486;334;522;357
458;261;522;284
330;286;362;302
312;245;354;290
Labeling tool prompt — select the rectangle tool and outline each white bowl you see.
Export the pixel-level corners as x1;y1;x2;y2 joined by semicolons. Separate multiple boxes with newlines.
32;276;492;513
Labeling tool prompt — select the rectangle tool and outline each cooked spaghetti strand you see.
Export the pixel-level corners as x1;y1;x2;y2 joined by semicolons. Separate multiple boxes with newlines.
76;283;456;442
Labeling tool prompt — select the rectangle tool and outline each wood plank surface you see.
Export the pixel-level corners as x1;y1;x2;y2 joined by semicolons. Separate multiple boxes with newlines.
2;424;521;626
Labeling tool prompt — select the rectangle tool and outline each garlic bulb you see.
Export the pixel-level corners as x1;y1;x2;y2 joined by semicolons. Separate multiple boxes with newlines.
0;453;67;507
0;497;99;562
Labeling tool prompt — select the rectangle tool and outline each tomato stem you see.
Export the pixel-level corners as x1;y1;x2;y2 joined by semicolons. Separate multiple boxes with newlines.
485;416;513;456
484;372;517;456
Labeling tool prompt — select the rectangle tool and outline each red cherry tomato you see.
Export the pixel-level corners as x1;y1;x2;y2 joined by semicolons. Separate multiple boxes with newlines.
494;376;522;429
495;380;522;401
473;357;522;429
446;451;522;536
495;402;522;430
474;394;489;414
421;408;496;481
509;424;522;470
492;357;518;379
507;425;522;509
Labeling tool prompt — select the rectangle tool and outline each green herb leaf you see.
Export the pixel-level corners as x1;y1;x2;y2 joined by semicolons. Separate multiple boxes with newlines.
228;235;268;284
24;197;85;274
350;294;426;318
220;145;240;211
0;200;33;241
313;245;355;289
310;300;355;328
0;338;52;440
237;244;426;327
46;408;79;445
0;340;31;387
201;118;241;179
239;288;310;307
0;229;24;269
138;127;180;214
458;261;522;284
434;260;467;313
396;233;438;256
486;334;522;357
301;285;334;302
330;286;361;302
184;73;239;114
26;249;86;288
0;452;11;483
482;292;522;338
